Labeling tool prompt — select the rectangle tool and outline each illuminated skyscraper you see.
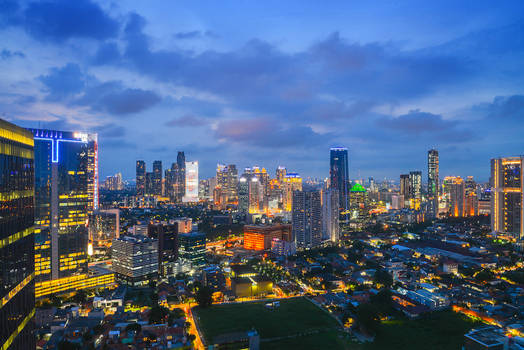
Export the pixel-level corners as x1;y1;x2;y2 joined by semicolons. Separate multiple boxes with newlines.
282;173;302;212
238;176;249;213
216;163;238;205
136;160;146;196
329;147;349;220
183;161;199;202
491;156;524;240
30;128;97;287
322;187;340;242
427;149;439;218
292;190;322;248
400;174;410;198
444;176;465;217
153;160;162;196
0;120;35;349
465;176;478;216
409;170;422;209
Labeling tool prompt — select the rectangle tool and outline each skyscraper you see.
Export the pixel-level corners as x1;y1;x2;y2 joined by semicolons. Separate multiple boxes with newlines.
30;128;97;286
400;174;410;198
136;160;146;196
0;120;35;349
175;152;186;202
216;164;238;205
322;187;340;242
238;176;249;213
292;190;322;248
427;149;439;218
329;147;349;220
491;156;524;240
444;176;465;217
282;173;302;212
183;161;199;202
153;160;162;196
409;170;422;209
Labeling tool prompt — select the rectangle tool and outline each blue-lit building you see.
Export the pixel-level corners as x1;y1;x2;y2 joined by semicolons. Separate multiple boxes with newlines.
29;128;98;288
179;232;206;269
330;147;349;221
0;120;36;349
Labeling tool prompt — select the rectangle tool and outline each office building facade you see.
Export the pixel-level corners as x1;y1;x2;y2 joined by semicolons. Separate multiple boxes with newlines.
427;149;439;218
183;161;199;202
329;147;349;220
0;120;35;349
491;156;524;240
292;190;322;248
112;235;158;286
136;160;146;196
30;129;97;287
179;232;206;269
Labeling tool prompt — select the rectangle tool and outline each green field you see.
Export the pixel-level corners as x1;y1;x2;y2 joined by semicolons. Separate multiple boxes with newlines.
193;297;352;350
362;311;481;350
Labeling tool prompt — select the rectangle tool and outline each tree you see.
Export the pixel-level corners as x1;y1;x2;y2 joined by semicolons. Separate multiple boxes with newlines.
73;289;87;304
195;286;213;308
374;269;393;288
475;269;495;282
125;323;142;333
149;305;169;324
356;303;380;335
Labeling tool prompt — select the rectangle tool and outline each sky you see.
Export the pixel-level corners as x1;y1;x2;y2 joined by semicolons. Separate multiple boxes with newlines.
1;0;524;182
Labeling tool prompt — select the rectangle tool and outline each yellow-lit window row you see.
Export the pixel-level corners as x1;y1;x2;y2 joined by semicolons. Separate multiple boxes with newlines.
35;274;115;298
0;123;34;146
0;272;34;309
0;227;34;250
0;142;34;159
0;307;35;350
0;189;33;202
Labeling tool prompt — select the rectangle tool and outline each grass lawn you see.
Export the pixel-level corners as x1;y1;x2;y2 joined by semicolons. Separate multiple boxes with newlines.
193;297;351;349
363;310;481;350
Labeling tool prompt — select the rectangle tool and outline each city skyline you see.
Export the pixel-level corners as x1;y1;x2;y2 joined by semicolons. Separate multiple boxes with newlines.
1;1;524;181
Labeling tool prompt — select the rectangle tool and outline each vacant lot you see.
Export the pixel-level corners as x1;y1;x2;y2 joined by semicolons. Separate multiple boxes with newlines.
194;297;352;349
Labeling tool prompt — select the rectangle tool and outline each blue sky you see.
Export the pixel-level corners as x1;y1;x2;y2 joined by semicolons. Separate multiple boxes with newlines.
1;0;524;182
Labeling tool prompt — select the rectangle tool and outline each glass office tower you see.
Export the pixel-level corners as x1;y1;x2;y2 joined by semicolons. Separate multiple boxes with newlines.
329;147;349;221
29;129;97;285
0;120;35;349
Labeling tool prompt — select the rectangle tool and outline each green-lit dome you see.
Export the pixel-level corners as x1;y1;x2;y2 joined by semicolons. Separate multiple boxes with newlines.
350;183;366;192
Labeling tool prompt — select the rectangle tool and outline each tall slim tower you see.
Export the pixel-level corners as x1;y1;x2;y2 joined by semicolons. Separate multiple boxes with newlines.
136;160;146;196
491;156;524;240
427;149;439;218
330;147;349;221
152;160;162;196
0;120;35;349
176;152;186;202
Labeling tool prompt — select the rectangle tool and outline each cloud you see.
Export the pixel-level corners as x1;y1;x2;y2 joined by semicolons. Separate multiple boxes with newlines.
92;42;121;65
377;110;474;142
173;30;219;40
1;49;25;59
93;123;126;138
39;63;161;115
21;0;119;42
165;115;210;127
475;95;524;120
214;118;328;148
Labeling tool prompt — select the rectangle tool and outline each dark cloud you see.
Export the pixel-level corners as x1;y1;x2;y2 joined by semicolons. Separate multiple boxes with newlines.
377;110;474;142
21;0;119;42
1;49;25;59
214;118;328;148
92;42;121;65
39;63;87;100
39;63;161;115
93;123;126;138
475;95;524;120
173;30;219;40
165;115;210;128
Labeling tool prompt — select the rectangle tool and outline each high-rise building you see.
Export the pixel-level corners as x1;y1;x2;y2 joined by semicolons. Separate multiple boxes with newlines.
400;174;410;198
183;161;199;202
349;183;368;230
322;188;340;242
0;120;35;349
238;176;249;213
282;173;302;212
243;224;292;250
444;176;465;217
145;172;154;196
409;171;422;209
148;222;178;277
276;166;287;183
179;232;206;269
465;176;478;217
112;235;158;286
292;190;322;248
175;152;186;202
104;172;123;191
248;177;263;213
136;160;146;196
153;160;162;196
491;156;524;240
30;128;97;286
427;149;439;218
88;209;120;258
216;164;238;205
330;147;349;220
